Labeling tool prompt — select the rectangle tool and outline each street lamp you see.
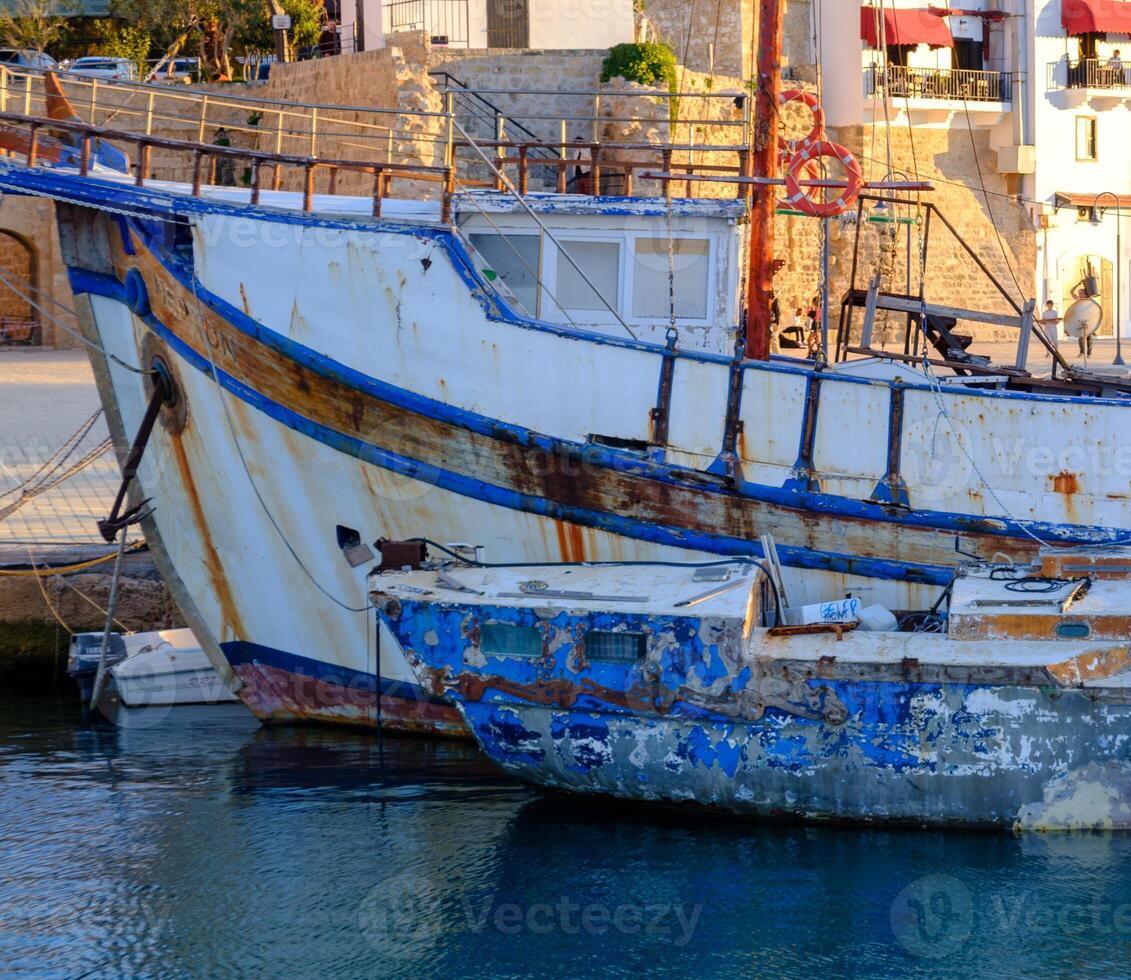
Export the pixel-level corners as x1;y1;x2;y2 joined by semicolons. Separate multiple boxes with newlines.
1093;191;1125;367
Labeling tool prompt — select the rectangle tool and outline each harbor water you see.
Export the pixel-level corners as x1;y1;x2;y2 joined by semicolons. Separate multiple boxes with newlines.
3;692;1131;978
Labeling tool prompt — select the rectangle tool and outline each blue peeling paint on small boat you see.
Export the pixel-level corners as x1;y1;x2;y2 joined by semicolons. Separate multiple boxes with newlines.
372;555;1131;830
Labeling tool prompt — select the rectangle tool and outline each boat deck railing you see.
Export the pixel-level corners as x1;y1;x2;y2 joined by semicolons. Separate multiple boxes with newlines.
0;67;757;214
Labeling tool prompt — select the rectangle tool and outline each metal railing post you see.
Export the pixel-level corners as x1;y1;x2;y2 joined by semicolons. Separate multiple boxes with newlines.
557;117;567;194
22;73;31;116
274;109;284;154
495;111;505;191
88;78;96;125
444;90;455;168
309;106;318;158
197;94;209;142
591;92;600;142
0;70;8;115
145;90;155;136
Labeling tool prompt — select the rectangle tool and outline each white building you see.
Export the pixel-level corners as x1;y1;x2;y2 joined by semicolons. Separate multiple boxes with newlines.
815;0;1131;345
340;0;634;52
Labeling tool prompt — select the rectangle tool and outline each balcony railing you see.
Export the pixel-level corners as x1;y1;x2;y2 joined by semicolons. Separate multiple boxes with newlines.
866;65;1011;103
1048;58;1131;91
386;0;470;46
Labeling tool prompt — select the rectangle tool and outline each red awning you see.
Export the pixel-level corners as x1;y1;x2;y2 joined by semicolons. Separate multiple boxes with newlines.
1062;0;1131;35
861;6;955;48
927;6;1008;21
1055;192;1131;209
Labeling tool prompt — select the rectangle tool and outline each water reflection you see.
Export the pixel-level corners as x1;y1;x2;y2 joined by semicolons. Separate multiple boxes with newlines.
2;694;1131;978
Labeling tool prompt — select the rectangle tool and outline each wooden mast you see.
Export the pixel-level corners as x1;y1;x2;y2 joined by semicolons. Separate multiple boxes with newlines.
745;0;785;360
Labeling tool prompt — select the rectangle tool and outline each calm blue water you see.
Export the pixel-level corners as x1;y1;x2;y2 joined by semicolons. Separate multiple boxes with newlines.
3;694;1131;979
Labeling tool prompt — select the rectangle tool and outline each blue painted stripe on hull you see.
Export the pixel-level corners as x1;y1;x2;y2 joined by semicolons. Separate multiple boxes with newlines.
126;234;1131;549
75;265;953;584
220;639;445;705
62;219;1130;583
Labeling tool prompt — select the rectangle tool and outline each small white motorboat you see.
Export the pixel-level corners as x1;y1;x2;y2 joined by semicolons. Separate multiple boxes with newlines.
70;629;251;726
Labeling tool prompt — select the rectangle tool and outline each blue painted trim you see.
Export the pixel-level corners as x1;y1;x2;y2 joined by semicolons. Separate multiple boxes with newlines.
69;245;1131;568
220;639;446;704
76;268;951;584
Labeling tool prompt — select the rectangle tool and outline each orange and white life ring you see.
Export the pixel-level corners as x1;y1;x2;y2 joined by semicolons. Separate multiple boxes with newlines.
781;140;863;218
778;137;820;179
779;89;824;148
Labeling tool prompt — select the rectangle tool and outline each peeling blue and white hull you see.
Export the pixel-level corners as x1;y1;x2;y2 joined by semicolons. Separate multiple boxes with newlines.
375;556;1131;829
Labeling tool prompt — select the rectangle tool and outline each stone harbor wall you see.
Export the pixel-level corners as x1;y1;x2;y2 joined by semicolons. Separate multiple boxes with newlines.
0;551;181;688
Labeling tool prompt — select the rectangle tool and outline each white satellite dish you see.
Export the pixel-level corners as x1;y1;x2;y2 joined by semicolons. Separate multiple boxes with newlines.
1063;297;1103;339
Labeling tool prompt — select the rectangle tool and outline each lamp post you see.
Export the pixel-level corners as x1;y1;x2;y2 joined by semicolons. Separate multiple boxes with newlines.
1093;191;1125;367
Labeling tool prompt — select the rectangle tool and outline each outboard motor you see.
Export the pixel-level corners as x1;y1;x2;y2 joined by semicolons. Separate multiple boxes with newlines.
66;632;127;703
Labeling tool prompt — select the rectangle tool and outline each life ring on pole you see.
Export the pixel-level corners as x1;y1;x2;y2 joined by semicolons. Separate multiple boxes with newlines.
779;89;824;148
781;141;863;218
778;138;820;180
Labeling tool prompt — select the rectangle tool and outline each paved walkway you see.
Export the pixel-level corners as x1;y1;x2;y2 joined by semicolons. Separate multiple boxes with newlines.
0;349;120;546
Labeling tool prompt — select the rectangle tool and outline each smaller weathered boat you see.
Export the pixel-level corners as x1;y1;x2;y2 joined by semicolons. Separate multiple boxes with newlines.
69;629;249;726
371;551;1131;831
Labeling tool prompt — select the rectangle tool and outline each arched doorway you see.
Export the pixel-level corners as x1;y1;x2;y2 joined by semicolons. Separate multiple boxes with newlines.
1060;254;1114;338
0;230;38;345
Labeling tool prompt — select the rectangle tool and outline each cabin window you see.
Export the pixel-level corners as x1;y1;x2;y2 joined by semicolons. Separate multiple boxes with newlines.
480;622;542;658
585;630;646;664
631;238;710;320
555;240;620;312
1076;117;1098;161
468;232;541;316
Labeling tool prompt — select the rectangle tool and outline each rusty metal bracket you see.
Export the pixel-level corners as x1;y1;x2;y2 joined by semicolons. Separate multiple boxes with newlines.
871;381;911;508
97;376;167;542
708;338;747;484
783;371;823;492
648;327;678;456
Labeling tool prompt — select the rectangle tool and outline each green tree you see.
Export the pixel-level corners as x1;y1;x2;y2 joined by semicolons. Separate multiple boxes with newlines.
0;0;77;53
237;0;323;54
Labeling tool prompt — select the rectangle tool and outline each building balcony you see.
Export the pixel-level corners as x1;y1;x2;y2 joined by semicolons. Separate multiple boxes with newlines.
864;65;1011;124
384;0;471;46
1047;59;1131;108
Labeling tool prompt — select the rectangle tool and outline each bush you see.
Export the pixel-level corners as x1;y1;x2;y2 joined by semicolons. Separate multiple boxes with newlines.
600;42;677;90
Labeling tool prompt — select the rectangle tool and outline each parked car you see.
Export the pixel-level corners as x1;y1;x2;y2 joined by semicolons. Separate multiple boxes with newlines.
0;49;58;76
66;56;137;81
147;57;199;84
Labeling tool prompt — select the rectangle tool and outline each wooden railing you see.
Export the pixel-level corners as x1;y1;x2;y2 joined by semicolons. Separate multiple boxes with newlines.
0;70;760;214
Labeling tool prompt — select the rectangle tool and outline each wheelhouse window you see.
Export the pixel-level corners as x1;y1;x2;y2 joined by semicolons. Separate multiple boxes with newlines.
468;232;541;316
631;237;710;320
555;240;620;312
1076;116;1098;161
585;630;646;664
480;623;542;658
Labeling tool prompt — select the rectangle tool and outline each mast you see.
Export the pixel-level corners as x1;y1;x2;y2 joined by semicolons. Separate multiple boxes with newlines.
745;0;785;360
